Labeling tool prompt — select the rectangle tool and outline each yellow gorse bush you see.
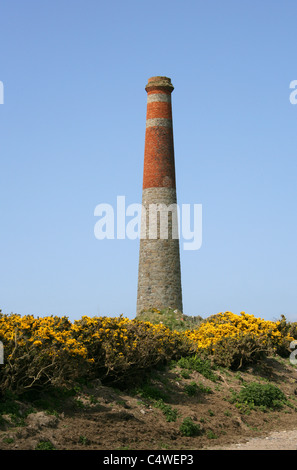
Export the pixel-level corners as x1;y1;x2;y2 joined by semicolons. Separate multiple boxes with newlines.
0;312;191;393
0;313;88;358
0;310;294;393
184;311;294;352
71;315;191;380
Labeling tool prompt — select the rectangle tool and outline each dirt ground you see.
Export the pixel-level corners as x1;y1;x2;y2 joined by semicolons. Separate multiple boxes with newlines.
1;356;297;451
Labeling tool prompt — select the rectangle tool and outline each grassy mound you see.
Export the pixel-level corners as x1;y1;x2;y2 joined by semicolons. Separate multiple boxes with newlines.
137;307;204;331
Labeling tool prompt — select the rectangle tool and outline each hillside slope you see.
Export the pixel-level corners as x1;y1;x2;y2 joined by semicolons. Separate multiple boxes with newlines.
1;355;297;450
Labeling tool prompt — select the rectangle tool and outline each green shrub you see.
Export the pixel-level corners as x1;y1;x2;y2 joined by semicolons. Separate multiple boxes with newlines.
177;355;217;382
2;437;14;444
154;400;178;422
184;381;212;396
197;383;212;394
233;382;287;410
179;417;201;437
184;382;199;396
136;384;169;402
79;435;90;445
35;440;56;450
180;370;191;379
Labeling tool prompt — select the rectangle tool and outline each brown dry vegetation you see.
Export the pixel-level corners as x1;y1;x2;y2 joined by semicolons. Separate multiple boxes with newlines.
1;355;297;451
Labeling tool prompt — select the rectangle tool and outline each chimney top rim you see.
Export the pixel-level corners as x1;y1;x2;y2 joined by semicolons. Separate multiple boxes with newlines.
145;76;174;92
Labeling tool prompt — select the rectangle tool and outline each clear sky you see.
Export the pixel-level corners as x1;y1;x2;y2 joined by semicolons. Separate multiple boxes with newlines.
0;0;296;322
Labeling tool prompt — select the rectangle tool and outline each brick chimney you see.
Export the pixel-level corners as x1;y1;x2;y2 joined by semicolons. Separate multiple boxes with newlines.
136;76;183;314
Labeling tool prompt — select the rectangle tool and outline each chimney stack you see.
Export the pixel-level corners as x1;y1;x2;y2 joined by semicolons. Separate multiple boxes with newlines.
136;76;183;315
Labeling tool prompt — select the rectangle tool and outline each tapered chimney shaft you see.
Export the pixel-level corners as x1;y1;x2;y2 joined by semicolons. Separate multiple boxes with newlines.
136;76;183;314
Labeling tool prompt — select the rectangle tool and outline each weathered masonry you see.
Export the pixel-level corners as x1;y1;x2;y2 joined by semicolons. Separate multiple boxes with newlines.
136;76;183;314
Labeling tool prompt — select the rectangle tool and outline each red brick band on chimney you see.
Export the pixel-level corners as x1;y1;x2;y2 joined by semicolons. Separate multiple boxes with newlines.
143;77;176;190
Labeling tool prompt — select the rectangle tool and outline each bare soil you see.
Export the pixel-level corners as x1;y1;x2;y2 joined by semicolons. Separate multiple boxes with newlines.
1;356;297;451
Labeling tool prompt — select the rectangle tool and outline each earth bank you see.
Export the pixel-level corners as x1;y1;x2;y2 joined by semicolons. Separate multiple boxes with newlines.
1;355;297;450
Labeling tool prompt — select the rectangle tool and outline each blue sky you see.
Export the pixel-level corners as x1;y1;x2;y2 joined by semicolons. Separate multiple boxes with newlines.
0;0;296;322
